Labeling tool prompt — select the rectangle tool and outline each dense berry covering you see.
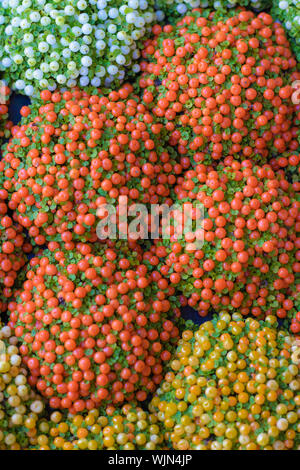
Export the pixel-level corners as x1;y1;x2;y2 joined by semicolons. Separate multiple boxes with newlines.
272;0;300;61
0;0;157;96
0;324;45;450
31;404;164;449
144;158;299;321
139;9;298;165
0;205;32;313
149;313;300;450
10;241;181;413
0;85;180;247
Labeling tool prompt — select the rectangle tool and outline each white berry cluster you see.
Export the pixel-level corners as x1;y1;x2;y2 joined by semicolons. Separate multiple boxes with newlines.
0;0;156;96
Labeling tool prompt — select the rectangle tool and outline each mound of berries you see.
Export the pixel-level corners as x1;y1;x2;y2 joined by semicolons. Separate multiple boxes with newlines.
0;206;32;314
10;240;181;413
139;9;298;165
149;313;300;450
144;158;299;321
0;323;45;450
31;404;164;450
0;84;181;247
0;0;157;96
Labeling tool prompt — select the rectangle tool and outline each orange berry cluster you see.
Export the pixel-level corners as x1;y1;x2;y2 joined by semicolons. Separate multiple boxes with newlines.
139;9;298;165
144;158;299;322
0;85;181;247
10;241;181;413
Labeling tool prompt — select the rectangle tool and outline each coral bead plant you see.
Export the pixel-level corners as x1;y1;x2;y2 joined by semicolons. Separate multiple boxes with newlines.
10;240;181;413
0;79;12;142
139;9;298;165
0;84;181;247
149;313;300;450
144;158;299;321
155;0;271;20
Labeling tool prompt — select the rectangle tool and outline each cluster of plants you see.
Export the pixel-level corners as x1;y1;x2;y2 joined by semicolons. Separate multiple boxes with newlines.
0;3;299;451
9;240;181;412
0;313;299;450
0;1;299;97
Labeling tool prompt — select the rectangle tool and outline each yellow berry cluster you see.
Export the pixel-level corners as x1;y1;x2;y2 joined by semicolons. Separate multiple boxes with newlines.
31;404;165;450
149;313;300;450
0;324;44;450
